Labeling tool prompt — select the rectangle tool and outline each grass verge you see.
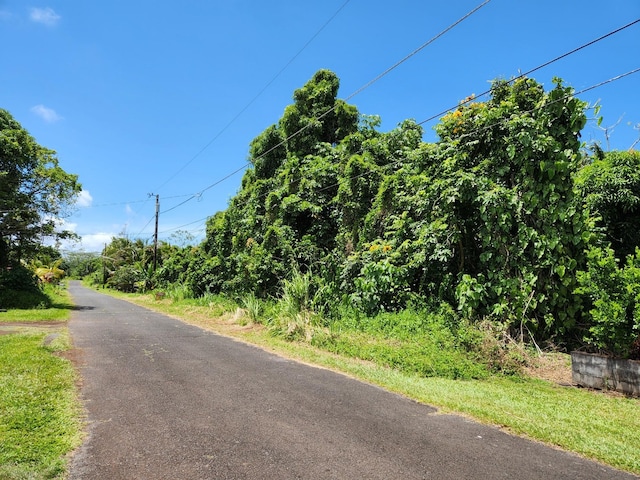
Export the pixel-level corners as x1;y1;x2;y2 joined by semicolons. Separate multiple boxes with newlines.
0;332;83;479
0;285;83;479
99;287;640;475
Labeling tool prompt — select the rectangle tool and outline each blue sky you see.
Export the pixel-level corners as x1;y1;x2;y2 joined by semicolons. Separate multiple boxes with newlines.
1;1;639;252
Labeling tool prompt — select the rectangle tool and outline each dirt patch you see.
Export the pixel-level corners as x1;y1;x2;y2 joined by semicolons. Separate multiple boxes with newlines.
55;346;86;391
0;321;66;327
0;321;66;335
524;352;574;386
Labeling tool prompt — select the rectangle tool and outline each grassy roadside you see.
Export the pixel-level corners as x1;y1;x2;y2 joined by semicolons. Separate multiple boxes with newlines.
0;286;83;480
104;287;640;475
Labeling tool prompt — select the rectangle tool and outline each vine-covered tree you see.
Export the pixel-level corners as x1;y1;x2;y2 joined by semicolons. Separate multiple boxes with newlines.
204;69;360;297
279;69;358;155
199;71;596;343
349;78;590;338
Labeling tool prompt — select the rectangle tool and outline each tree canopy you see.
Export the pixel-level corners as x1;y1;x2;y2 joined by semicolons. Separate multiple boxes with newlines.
0;108;81;267
196;71;596;342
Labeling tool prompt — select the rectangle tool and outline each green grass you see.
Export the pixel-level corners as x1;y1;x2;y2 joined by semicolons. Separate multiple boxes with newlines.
368;371;640;474
311;330;489;379
0;284;82;479
0;332;83;479
96;287;640;475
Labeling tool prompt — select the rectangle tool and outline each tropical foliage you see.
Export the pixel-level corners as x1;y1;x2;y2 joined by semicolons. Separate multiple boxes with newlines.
73;70;640;358
200;72;593;341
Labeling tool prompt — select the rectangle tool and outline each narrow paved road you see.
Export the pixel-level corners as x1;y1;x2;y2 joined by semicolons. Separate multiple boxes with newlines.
67;282;634;479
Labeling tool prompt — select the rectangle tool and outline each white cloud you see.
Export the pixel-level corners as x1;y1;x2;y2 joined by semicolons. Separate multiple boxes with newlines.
31;104;62;123
78;233;115;252
29;7;60;26
75;190;93;208
58;218;77;231
41;217;116;253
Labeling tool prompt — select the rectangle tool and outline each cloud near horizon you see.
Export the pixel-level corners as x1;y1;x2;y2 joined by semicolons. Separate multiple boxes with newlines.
77;233;116;253
31;104;62;123
29;7;60;26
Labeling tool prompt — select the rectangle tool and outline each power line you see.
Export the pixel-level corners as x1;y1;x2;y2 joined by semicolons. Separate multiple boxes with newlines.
84;9;639;241
130;2;493;240
153;0;353;192
282;16;640;201
417;17;640;126
149;13;640;219
119;68;640;241
88;1;490;227
181;0;492;207
250;66;640;209
344;0;491;103
447;68;640;145
85;194;193;209
160;193;202;215
158;217;209;235
144;68;640;242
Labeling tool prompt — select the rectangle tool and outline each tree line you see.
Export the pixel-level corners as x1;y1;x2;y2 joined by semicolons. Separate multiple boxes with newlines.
4;70;639;358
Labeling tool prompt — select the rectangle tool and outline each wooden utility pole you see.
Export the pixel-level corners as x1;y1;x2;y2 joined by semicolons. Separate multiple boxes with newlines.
153;194;159;273
102;243;107;288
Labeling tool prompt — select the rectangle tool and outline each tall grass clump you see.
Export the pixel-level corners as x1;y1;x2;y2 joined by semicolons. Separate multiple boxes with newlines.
240;292;263;324
165;284;195;302
271;271;324;341
193;290;233;309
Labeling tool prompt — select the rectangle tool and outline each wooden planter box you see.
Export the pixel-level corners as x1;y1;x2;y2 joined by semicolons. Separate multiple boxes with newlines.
571;351;640;397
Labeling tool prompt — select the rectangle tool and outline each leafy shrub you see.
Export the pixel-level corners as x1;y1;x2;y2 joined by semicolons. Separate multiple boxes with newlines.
575;247;640;358
575;150;640;260
184;253;225;296
342;242;412;316
0;264;40;291
107;265;141;292
0;265;50;309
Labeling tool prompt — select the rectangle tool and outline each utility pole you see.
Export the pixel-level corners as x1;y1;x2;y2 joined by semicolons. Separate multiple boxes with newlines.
102;243;107;288
153;194;159;273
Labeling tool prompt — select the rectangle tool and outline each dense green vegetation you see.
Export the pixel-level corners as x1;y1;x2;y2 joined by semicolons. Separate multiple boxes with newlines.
3;72;639;475
78;70;639;361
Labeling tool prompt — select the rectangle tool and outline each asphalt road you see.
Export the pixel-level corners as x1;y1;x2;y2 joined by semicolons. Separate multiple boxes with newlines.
67;282;635;479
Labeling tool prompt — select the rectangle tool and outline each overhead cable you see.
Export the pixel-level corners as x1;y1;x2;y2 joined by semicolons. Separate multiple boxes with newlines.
153;0;353;192
134;67;640;239
188;0;492;201
417;17;640;126
105;7;640;239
